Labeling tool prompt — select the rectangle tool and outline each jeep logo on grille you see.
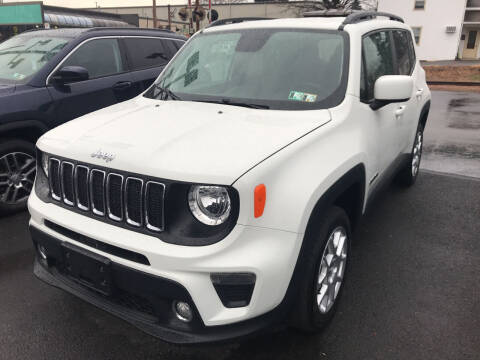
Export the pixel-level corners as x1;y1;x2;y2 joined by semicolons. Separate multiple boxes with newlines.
91;149;115;163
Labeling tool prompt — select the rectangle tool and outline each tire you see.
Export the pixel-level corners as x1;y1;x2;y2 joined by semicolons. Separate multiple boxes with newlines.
290;206;351;332
0;139;36;216
396;124;424;187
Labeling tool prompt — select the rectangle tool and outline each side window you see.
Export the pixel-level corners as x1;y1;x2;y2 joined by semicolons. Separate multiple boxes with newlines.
163;40;177;56
393;30;413;75
172;40;185;50
124;38;175;70
62;38;125;79
408;31;416;66
361;31;395;102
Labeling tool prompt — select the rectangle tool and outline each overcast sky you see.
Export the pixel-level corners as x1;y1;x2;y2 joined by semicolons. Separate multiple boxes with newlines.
2;0;187;8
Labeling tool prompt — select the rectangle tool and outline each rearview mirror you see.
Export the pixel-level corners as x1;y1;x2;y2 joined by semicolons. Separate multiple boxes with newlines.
51;66;89;84
371;75;413;110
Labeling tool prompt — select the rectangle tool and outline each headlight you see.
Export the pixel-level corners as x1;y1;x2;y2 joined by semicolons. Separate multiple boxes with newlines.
41;152;49;177
188;185;231;226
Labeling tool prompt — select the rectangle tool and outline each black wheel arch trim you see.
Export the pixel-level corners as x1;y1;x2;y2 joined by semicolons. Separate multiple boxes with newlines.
419;100;431;128
275;164;366;322
0;120;49;140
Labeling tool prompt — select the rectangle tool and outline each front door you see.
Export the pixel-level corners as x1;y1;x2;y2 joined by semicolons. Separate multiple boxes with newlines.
360;30;403;185
463;30;480;60
47;38;135;127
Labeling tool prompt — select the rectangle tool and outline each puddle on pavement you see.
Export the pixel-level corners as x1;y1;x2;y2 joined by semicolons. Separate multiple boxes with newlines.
447;98;480;129
424;143;480;159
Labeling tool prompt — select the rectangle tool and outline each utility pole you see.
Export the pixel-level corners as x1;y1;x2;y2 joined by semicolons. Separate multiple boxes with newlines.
195;0;199;32
188;0;193;35
209;0;211;23
152;0;158;29
167;4;171;31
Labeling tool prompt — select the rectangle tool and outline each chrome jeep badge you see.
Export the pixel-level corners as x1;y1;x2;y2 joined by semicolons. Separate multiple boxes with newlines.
91;149;115;163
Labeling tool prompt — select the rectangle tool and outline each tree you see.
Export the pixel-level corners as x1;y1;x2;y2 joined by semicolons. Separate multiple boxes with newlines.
284;0;377;17
321;0;361;9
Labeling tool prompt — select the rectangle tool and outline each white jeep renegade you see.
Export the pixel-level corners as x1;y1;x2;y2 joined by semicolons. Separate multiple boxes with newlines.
29;12;431;343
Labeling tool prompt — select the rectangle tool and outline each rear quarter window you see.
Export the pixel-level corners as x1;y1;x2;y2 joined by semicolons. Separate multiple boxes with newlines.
124;38;176;71
393;30;415;75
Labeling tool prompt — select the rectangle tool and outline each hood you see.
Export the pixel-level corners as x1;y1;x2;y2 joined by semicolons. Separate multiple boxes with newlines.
38;97;331;184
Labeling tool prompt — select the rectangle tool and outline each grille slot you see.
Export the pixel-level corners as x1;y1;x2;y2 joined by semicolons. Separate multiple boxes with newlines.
75;165;90;211
125;177;143;227
47;158;165;234
107;173;124;221
61;162;75;206
90;169;106;216
145;181;165;232
49;158;61;201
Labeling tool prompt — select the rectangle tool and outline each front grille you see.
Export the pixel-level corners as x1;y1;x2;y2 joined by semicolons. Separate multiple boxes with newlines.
75;165;90;211
48;158;165;233
61;162;74;206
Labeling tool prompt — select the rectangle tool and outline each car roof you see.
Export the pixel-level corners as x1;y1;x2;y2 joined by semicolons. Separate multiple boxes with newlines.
19;27;186;40
204;17;346;33
18;28;88;39
204;14;407;34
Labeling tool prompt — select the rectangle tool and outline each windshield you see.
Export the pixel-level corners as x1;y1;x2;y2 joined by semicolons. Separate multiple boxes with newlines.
146;28;349;110
0;35;70;84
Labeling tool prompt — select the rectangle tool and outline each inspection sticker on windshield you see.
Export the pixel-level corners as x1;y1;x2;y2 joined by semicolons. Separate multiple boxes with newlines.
288;91;317;103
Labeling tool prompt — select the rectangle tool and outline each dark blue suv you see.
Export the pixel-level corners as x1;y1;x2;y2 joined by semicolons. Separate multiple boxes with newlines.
0;27;186;215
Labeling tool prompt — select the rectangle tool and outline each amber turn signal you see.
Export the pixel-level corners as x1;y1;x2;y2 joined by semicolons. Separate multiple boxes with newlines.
254;184;266;218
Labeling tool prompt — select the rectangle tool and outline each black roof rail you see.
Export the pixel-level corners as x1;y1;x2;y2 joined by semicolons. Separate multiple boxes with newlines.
304;9;355;18
85;27;173;33
206;17;274;29
338;11;404;30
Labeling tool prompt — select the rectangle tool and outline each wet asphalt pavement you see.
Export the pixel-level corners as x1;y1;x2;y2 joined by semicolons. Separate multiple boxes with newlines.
1;91;480;359
422;91;480;178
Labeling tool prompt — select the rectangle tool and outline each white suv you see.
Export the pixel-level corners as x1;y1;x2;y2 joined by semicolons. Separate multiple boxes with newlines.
28;12;431;343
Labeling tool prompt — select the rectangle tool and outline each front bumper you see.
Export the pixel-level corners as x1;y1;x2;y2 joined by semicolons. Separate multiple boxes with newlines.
28;191;303;343
32;226;288;344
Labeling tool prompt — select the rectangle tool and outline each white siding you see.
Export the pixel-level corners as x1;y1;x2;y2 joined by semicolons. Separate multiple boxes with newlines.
378;0;467;61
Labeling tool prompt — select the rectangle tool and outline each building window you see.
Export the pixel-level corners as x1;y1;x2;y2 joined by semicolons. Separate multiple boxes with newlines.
412;27;422;44
414;0;425;9
467;30;478;49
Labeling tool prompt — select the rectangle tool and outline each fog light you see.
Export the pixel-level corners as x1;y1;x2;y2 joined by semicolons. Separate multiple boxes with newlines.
173;301;193;322
38;244;48;260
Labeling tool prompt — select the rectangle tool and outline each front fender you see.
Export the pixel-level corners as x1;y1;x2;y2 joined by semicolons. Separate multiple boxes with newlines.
232;116;368;235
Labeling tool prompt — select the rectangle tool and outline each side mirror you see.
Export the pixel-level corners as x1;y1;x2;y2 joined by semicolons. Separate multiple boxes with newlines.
370;75;413;110
51;66;89;84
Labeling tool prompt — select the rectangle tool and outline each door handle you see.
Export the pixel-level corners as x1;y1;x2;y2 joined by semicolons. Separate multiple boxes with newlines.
113;81;132;90
395;105;406;119
416;89;424;99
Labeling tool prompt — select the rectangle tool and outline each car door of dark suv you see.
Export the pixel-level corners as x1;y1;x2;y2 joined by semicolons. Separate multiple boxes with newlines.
122;37;184;94
46;37;135;127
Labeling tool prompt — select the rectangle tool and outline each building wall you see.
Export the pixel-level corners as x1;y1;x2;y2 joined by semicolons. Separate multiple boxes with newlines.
378;0;467;61
92;2;302;34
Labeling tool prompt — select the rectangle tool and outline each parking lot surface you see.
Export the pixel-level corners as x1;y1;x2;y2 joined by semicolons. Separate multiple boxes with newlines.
1;171;479;360
422;91;480;178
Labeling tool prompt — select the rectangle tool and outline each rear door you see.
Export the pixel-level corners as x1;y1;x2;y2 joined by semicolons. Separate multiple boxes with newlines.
392;29;418;153
122;37;184;94
47;37;135;126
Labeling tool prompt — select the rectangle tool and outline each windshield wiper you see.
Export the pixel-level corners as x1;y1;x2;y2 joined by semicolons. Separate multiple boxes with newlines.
194;98;270;109
153;84;182;101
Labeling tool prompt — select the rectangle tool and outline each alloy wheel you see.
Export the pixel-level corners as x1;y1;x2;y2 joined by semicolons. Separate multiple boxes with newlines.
411;130;423;177
0;152;36;205
316;226;348;314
